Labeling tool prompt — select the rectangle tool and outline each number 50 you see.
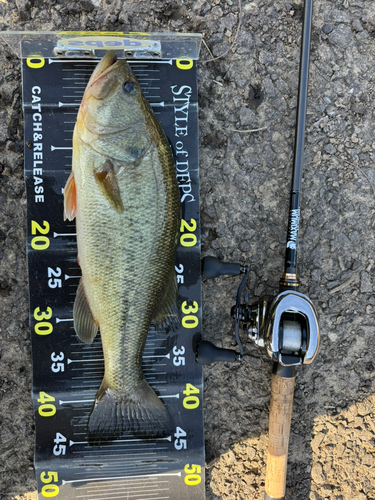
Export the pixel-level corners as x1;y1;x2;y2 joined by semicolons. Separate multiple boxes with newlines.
40;471;59;497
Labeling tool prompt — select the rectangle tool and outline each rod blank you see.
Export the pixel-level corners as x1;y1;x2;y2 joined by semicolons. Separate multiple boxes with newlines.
283;0;313;277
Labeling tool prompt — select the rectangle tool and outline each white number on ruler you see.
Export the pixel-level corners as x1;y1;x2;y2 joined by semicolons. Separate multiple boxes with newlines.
53;433;67;456
175;264;184;284
172;345;185;366
174;427;187;450
48;267;62;288
51;352;64;373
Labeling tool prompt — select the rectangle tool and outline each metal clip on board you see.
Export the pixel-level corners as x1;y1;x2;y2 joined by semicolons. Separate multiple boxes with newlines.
196;1;320;498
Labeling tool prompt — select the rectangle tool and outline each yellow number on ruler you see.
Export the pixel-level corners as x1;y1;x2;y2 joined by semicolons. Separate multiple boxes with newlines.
184;464;202;485
181;300;199;329
40;471;59;497
37;392;56;418
180;219;197;247
27;57;45;69
176;59;193;70
183;383;200;410
34;307;53;336
31;220;50;250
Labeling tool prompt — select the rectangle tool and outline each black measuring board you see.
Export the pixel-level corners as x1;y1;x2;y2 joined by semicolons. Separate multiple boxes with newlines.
22;45;204;500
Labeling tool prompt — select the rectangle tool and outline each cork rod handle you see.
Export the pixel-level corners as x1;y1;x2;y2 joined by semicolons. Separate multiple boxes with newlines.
264;372;295;500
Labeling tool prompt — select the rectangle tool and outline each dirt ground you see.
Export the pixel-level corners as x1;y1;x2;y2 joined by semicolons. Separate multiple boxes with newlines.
1;0;375;499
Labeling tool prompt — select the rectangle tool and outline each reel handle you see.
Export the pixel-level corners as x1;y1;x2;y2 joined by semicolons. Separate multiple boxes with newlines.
264;364;295;500
196;340;241;365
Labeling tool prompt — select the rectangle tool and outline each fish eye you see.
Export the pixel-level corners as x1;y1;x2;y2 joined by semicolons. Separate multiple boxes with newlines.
123;81;137;95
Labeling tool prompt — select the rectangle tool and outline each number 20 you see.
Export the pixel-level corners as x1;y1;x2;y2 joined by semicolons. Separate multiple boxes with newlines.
31;220;50;250
180;219;197;247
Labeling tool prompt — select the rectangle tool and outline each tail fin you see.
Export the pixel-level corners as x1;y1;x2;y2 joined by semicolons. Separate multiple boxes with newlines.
88;379;172;445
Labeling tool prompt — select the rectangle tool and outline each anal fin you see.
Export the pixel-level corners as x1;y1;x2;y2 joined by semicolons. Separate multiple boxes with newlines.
73;279;99;344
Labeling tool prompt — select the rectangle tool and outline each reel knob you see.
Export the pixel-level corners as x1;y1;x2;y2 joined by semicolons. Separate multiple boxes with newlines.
196;340;241;365
202;256;242;280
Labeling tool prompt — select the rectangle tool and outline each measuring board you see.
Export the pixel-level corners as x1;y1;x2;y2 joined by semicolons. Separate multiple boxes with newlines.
20;33;204;500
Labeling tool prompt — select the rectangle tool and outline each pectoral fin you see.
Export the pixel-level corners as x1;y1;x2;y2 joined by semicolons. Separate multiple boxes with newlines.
95;159;124;214
74;279;99;344
63;172;77;221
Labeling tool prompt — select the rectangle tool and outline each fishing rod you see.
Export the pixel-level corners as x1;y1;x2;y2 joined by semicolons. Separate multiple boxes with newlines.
196;0;320;498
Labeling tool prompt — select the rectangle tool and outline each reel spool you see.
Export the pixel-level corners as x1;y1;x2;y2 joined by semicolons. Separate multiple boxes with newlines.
281;319;302;352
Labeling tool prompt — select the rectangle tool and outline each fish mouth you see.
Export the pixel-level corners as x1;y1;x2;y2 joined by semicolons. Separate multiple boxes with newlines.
98;51;118;73
87;51;126;86
78;51;127;109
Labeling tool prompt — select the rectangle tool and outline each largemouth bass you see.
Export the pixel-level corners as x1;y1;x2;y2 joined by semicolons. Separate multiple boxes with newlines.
63;51;180;443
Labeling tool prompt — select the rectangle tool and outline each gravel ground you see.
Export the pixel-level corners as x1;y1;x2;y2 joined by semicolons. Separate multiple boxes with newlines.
1;1;375;499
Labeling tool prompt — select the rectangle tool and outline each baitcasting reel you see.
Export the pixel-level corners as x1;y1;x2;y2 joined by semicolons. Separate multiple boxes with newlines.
196;256;320;367
238;289;319;367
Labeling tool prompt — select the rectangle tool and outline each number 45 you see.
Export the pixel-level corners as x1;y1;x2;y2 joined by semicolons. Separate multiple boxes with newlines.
174;427;187;450
53;432;67;456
